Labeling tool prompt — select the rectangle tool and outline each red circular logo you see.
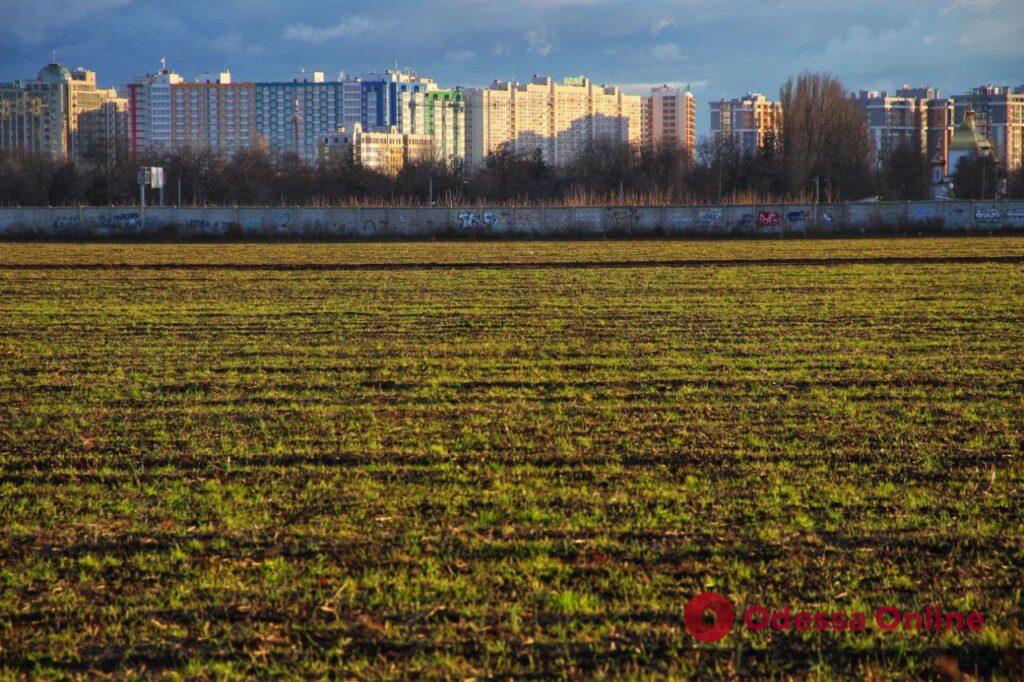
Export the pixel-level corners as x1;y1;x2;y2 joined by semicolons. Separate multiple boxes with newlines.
684;592;735;642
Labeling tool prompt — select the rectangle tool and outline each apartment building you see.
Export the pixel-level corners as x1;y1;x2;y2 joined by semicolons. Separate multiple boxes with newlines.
128;60;184;154
952;85;1024;170
76;96;130;162
855;86;954;171
383;76;465;163
255;70;354;161
466;75;642;167
317;123;432;175
709;93;782;154
170;71;256;158
422;89;466;163
1;62;127;160
254;70;446;162
643;85;696;153
67;68;128;160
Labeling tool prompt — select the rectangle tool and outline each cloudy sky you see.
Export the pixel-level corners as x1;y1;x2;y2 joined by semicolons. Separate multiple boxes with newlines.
1;0;1021;134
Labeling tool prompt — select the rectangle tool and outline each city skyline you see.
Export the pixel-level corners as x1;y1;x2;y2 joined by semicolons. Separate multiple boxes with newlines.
1;0;1022;136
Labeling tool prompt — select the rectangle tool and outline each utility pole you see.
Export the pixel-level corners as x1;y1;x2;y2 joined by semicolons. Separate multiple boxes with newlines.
814;176;821;227
428;176;433;206
139;180;146;230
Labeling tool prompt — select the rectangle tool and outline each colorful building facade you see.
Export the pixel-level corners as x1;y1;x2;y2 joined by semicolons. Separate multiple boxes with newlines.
170;71;256;158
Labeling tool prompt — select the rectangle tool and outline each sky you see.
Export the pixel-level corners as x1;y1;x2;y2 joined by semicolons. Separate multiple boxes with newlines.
1;0;1022;135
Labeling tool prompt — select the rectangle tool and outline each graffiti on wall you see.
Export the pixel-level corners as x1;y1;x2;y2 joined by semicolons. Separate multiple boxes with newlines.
758;211;780;227
908;205;940;222
111;212;140;227
975;207;1001;222
8;202;1024;239
608;207;639;230
665;210;695;228
188;219;233;232
361;219;389;235
515;211;539;227
458;211;496;229
698;209;722;226
397;215;429;231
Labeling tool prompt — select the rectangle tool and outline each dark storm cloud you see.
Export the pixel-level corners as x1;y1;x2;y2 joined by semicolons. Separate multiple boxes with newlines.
1;0;1021;133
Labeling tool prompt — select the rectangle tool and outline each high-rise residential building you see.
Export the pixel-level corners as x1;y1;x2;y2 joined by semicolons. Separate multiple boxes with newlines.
170;71;256;158
317;123;433;175
643;85;696;153
422;90;466;163
855;86;954;171
67;68;128;160
1;63;72;159
126;66;448;163
1;62;128;161
925;97;956;174
952;85;1024;171
255;70;350;161
254;69;438;162
466;75;642;167
76;96;130;163
339;76;364;130
362;70;438;133
709;93;782;154
128;60;184;155
370;73;465;163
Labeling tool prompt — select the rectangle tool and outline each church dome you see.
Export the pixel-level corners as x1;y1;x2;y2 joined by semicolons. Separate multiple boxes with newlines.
950;109;993;155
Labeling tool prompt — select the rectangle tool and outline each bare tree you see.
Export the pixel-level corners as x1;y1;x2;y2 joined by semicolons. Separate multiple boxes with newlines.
779;72;874;200
880;143;931;200
1008;165;1024;200
952;154;1001;200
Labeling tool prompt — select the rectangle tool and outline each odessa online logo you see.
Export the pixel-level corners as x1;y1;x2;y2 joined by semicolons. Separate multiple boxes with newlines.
684;593;986;643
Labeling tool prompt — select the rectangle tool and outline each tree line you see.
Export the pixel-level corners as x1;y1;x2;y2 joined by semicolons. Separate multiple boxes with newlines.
1;72;1021;207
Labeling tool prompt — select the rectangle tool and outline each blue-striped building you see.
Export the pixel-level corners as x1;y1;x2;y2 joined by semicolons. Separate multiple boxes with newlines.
254;70;437;162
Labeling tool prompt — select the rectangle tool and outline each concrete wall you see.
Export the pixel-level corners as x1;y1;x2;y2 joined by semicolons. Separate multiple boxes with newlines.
2;201;1024;239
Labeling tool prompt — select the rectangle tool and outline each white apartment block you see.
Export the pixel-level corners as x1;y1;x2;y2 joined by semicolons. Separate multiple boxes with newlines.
128;60;183;154
466;75;642;167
